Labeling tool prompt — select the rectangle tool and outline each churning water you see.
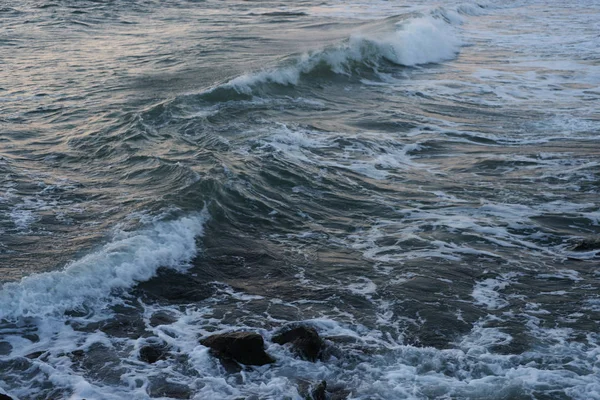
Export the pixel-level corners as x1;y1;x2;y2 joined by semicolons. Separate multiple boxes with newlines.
1;0;599;398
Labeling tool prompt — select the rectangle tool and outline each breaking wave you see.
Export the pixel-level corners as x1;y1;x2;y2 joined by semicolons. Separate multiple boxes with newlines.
0;211;208;319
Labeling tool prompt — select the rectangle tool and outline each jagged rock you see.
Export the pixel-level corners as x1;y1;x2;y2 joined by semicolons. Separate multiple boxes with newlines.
272;325;323;362
200;331;274;366
139;340;169;364
312;380;327;400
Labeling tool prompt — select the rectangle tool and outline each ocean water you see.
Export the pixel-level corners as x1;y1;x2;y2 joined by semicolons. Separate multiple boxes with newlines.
1;0;599;398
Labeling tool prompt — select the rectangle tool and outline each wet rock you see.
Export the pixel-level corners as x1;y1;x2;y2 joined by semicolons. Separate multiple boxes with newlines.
24;350;45;359
140;346;165;364
572;238;600;252
218;356;243;373
99;313;147;339
149;310;177;327
312;380;327;400
328;383;351;400
272;325;323;362
69;349;85;362
139;339;169;364
135;269;213;303
81;343;125;385
23;333;39;343
148;376;191;399
200;331;274;366
300;380;349;400
0;394;14;400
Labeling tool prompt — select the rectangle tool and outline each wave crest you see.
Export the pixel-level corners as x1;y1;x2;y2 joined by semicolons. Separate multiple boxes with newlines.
225;15;461;93
0;211;208;319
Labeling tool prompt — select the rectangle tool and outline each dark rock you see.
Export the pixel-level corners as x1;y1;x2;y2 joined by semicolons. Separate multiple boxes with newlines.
328;383;351;400
71;349;85;358
148;376;191;399
23;333;39;343
99;313;147;339
272;325;323;362
300;380;349;400
139;340;169;364
81;343;125;385
24;351;45;359
200;331;274;366
218;356;243;373
0;394;13;400
572;239;600;252
149;311;177;327
312;380;327;400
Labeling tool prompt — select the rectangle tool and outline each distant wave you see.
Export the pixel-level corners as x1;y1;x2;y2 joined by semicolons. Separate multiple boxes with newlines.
225;15;462;93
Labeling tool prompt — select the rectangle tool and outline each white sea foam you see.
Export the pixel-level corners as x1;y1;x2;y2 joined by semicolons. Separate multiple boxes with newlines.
8;206;37;232
0;211;208;319
472;273;519;311
249;124;428;180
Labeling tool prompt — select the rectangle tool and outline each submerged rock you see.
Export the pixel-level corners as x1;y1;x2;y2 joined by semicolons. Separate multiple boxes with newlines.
272;325;323;362
148;375;191;399
24;351;45;360
300;380;349;400
312;380;327;400
200;331;274;366
149;310;178;327
139;339;169;364
572;238;600;252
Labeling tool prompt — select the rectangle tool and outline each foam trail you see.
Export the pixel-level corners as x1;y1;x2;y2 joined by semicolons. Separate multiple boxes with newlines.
0;211;208;319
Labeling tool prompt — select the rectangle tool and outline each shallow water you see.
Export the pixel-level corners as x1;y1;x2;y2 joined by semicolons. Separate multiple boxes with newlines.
1;0;599;399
